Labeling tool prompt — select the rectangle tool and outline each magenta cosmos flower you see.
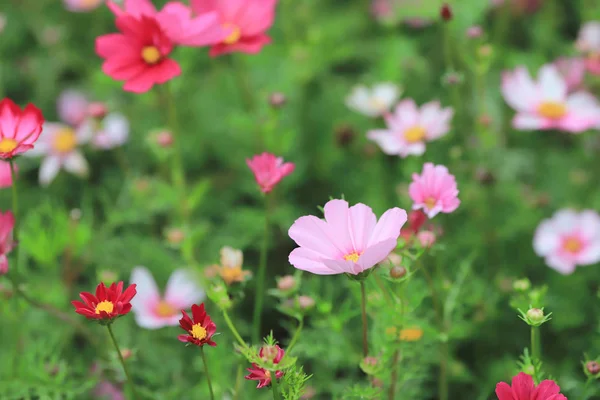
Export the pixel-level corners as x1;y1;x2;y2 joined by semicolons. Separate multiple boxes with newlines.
501;64;600;132
288;199;407;275
0;211;15;275
367;99;453;158
496;372;567;400
245;345;285;389
533;209;600;275
0;98;44;159
247;152;294;194
191;0;278;56
409;163;460;219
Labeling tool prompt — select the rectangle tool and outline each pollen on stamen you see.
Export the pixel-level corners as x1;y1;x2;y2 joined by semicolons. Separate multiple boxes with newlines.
344;251;361;262
537;101;567;119
0;138;18;153
141;46;161;64
95;300;114;315
191;323;207;340
404;126;426;143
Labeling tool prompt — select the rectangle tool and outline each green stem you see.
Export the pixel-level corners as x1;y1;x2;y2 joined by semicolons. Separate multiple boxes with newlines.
286;318;304;353
230;56;256;112
200;347;215;400
223;310;248;349
233;362;243;400
106;324;138;400
252;195;270;344
9;159;19;273
373;272;394;307
270;370;282;400
439;341;449;400
531;326;540;364
389;282;407;399
581;376;594;400
360;280;369;357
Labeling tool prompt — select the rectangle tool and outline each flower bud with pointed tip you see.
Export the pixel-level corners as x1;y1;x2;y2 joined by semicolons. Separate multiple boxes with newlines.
586;361;600;376
513;278;531;292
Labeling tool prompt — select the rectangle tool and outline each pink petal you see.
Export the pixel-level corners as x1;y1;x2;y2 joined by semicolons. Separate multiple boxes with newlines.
357;238;398;272
288;247;338;275
323;199;353;254
347;203;377;252
368;207;406;246
288;215;344;258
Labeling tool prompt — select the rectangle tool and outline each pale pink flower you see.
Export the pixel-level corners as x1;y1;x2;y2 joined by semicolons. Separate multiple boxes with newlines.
0;161;14;188
417;231;436;247
79;113;130;150
576;21;600;75
129;266;205;329
533;209;600;275
0;211;14;275
64;0;104;12
367;99;453;158
191;0;278;56
345;83;400;117
501;64;600;132
409;163;460;218
554;57;586;92
288;199;407;275
57;90;89;127
246;152;294;193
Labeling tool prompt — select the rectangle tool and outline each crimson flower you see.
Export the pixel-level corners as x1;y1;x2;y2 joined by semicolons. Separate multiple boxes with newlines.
496;372;567;400
245;345;285;389
0;98;44;159
399;210;427;242
72;282;137;322
177;303;217;347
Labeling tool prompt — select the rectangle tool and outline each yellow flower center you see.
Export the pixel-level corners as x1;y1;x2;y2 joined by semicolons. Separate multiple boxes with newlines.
223;24;242;45
155;301;178;318
0;138;18;153
563;237;583;254
404;126;426;143
424;197;437;209
344;251;362;262
265;370;272;379
54;129;77;153
141;46;161;64
399;327;423;342
95;300;114;315
537;101;567;119
220;266;249;285
191;323;207;340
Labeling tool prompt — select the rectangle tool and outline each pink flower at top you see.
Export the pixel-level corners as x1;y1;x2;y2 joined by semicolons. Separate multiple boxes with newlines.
501;64;600;132
0;161;14;188
0;211;15;275
576;21;600;75
129;266;205;329
245;345;285;388
409;163;460;219
496;372;567;400
57;90;89;127
0;98;44;159
288;199;407;275
247;152;294;194
533;209;600;275
554;57;585;92
367;99;453;158
191;0;278;57
64;0;104;12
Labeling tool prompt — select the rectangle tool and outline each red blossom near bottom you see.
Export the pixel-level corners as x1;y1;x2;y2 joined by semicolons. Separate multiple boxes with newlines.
72;282;137;321
495;372;567;400
245;345;285;389
177;303;217;347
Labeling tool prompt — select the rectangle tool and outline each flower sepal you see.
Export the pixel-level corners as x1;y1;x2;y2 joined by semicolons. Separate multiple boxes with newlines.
518;306;552;327
345;269;373;282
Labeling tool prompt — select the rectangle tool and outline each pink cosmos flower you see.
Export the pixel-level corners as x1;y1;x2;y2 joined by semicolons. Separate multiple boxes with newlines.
576;21;600;75
129;266;205;329
246;152;294;194
64;0;104;13
409;163;460;218
496;372;567;400
501;64;600;132
190;0;278;57
0;98;44;159
288;199;407;275
367;99;453;158
0;211;15;275
57;90;90;127
554;57;585;92
0;161;14;188
245;345;285;389
79;113;130;150
533;209;600;275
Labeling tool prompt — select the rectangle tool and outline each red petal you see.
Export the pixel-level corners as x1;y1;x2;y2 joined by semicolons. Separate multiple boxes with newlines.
120;283;137;303
96;282;108;301
191;303;206;322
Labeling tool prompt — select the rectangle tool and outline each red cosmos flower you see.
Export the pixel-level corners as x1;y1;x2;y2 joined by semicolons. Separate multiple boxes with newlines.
246;152;295;194
0;98;44;159
177;303;217;347
72;282;137;321
0;211;15;275
95;15;181;94
399;210;427;242
496;372;567;400
245;345;285;389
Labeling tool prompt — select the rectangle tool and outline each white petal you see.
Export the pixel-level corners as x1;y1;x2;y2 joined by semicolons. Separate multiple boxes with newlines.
164;269;205;309
130;266;160;309
103;113;130;145
39;156;62;186
513;113;547;130
538;64;567;102
63;151;88;177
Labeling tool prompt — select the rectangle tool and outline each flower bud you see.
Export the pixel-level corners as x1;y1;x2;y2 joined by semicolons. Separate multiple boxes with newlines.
390;266;407;279
523;364;535;376
513;278;531;292
360;356;382;375
269;92;287;108
70;208;82;221
478;114;492;127
526;308;544;324
478;44;493;58
120;349;133;360
417;231;436;247
87;102;108;119
155;131;174;148
165;228;185;245
277;275;297;291
466;25;483;38
261;345;280;362
440;3;452;21
297;295;315;310
587;361;600;375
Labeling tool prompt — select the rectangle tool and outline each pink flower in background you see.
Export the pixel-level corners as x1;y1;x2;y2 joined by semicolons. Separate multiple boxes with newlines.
107;0;229;47
533;209;600;275
409;163;460;218
496;372;567;400
191;0;278;56
0;98;44;159
80;113;130;150
0;211;15;275
501;64;600;132
576;21;600;75
417;231;436;248
367;99;453;158
0;161;14;188
129;266;205;329
64;0;104;12
96;15;181;93
57;90;89;127
288;199;407;275
345;83;400;117
554;57;585;92
247;152;294;193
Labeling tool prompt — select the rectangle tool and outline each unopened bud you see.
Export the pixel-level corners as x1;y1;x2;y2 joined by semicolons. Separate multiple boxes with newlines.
334;124;356;148
165;228;185;245
587;361;600;375
120;349;132;360
87;102;108;119
360;356;382;375
478;45;493;58
466;25;483;38
526;308;544;324
298;295;315;310
269;92;287;108
417;231;436;248
387;253;403;267
277;275;296;291
513;278;531;292
443;71;464;86
156;131;174;148
390;266;407;279
478;114;492;127
261;345;279;362
523;364;535;376
440;3;452;21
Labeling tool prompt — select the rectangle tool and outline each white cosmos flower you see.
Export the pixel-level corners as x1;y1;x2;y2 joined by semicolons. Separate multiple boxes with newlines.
345;82;400;117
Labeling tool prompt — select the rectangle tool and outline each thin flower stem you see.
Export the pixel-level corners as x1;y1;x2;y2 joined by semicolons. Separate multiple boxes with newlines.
9;159;19;273
252;195;270;344
531;326;541;364
233;362;244;400
270;372;282;400
360;280;369;357
580;376;594;400
106;324;138;400
200;347;215;400
389;283;406;399
372;272;394;307
223;309;248;349
286;318;304;353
